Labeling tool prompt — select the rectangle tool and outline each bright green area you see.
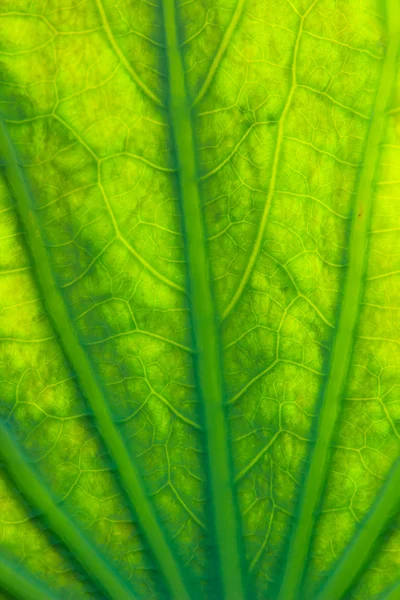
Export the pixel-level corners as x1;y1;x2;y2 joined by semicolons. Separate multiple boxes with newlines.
0;0;399;599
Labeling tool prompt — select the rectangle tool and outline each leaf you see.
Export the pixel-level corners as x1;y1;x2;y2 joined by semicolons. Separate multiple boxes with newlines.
0;0;399;599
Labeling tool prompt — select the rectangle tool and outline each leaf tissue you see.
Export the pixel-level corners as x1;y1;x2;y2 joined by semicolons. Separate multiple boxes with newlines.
0;0;400;598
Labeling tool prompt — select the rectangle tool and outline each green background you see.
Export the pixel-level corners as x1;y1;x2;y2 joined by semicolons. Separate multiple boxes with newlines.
0;0;399;598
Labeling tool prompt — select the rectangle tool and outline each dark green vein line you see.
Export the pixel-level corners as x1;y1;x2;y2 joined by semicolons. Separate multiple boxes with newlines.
277;0;400;598
315;459;400;600
0;424;135;600
0;556;57;600
0;117;191;600
162;0;247;598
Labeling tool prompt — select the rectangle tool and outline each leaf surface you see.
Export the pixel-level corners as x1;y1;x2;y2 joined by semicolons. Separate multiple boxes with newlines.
0;0;399;599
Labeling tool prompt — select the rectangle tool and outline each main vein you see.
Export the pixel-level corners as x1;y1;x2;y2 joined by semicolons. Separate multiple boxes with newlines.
0;423;136;600
162;0;247;598
0;117;191;600
278;1;400;598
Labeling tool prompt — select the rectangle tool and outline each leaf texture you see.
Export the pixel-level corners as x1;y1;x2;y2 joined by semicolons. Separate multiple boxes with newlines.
0;0;399;599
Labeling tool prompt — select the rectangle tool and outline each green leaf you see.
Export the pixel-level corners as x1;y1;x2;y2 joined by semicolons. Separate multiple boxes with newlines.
0;0;399;599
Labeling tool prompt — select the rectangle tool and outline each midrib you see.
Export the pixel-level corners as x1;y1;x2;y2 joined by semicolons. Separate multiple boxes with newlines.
162;0;246;598
278;1;400;598
0;117;191;600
